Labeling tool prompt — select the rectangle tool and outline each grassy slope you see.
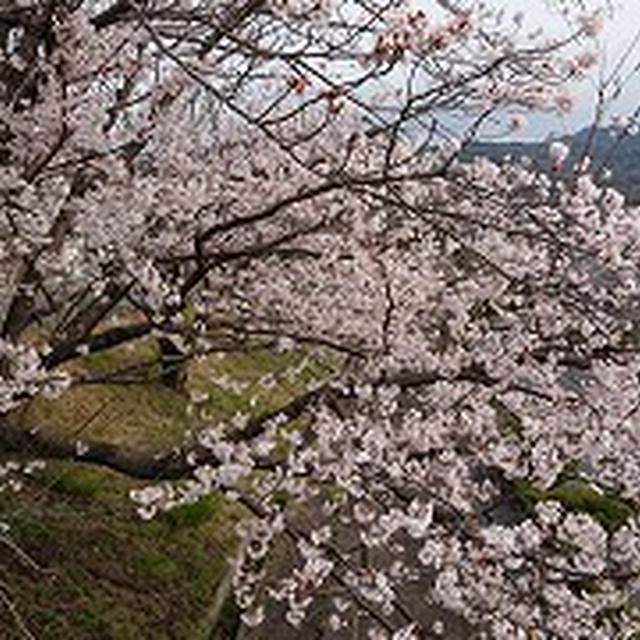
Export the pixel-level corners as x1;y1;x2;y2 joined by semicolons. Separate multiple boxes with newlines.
0;337;335;639
0;464;239;639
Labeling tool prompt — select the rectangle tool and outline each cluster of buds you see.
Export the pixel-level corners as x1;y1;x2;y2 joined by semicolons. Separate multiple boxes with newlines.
577;11;604;38
371;10;428;65
287;75;311;94
566;50;599;77
323;89;345;114
369;10;472;65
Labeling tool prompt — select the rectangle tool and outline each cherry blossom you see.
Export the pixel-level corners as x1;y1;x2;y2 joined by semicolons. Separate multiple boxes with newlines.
0;1;639;638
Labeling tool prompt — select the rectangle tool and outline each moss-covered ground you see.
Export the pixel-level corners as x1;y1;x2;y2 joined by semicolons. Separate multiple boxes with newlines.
0;334;337;639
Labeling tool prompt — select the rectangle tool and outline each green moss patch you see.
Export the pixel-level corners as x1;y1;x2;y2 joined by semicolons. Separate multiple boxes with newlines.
0;459;242;639
162;494;222;530
512;477;636;533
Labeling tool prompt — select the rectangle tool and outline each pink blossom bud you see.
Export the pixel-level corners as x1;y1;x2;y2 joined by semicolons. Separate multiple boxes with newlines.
578;11;604;37
508;113;527;133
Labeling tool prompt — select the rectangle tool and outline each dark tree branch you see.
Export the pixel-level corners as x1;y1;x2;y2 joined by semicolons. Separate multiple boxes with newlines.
43;322;152;369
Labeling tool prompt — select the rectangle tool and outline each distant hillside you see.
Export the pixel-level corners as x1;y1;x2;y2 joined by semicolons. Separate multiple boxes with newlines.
466;127;640;203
